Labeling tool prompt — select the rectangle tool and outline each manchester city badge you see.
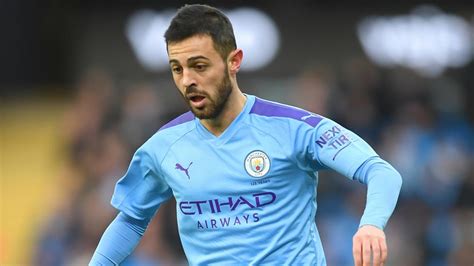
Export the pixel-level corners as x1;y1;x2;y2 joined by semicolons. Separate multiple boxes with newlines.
244;150;270;178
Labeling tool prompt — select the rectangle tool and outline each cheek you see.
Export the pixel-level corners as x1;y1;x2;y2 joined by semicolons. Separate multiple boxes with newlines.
176;87;185;96
206;71;225;88
172;74;180;85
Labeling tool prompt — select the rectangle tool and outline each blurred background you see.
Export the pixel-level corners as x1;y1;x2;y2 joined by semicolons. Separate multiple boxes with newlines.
1;0;473;265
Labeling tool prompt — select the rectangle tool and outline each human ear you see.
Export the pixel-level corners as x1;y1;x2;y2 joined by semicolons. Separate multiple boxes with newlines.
228;49;243;74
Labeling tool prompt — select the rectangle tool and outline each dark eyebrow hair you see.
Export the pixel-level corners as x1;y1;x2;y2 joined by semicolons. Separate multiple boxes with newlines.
169;56;210;65
169;59;179;65
187;56;210;63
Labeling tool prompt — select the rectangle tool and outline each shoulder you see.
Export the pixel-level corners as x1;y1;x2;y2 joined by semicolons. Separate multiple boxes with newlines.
249;97;323;128
141;111;195;157
159;111;195;132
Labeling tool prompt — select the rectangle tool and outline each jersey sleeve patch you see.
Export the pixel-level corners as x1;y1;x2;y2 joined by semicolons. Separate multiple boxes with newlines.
313;119;377;177
315;123;354;160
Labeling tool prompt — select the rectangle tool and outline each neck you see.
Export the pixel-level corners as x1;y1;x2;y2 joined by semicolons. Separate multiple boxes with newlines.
200;88;246;137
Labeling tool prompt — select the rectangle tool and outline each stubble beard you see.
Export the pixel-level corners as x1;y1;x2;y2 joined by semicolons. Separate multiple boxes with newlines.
186;71;233;120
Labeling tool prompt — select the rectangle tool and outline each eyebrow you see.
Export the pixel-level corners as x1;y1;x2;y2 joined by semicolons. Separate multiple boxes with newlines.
169;56;210;65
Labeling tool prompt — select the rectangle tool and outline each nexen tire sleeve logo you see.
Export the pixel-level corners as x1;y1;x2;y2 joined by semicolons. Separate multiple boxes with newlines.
315;125;353;160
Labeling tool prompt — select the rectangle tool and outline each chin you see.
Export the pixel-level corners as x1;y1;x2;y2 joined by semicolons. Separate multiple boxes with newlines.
191;108;215;120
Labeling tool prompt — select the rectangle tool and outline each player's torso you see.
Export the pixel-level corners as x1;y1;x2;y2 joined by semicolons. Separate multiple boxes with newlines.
161;123;290;229
159;119;321;264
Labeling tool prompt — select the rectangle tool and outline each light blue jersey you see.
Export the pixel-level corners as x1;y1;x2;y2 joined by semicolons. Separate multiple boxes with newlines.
109;95;387;265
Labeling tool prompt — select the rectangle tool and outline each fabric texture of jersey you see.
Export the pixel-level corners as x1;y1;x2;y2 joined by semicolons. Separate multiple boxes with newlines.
111;95;381;265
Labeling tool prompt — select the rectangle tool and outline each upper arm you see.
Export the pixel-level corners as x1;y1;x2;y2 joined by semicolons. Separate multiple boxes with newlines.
305;118;378;178
111;145;173;220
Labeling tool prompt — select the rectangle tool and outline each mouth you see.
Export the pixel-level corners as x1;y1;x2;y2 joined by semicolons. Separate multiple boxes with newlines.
190;95;205;102
187;93;207;108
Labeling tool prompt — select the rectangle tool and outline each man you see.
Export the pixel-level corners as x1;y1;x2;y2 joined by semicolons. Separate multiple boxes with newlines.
90;4;402;265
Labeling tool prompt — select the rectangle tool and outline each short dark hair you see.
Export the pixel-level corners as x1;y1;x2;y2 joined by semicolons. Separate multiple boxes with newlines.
164;4;237;60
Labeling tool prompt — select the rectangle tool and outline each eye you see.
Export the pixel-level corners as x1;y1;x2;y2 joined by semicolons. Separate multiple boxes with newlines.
194;64;207;72
171;66;182;74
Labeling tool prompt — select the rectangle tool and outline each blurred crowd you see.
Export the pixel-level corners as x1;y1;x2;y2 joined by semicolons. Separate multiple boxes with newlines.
34;55;474;265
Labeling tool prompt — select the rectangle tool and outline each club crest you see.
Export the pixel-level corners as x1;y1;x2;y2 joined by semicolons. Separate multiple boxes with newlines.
244;150;270;178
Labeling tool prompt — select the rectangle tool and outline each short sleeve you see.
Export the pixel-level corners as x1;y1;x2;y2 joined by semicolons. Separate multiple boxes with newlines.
111;147;173;220
309;118;378;178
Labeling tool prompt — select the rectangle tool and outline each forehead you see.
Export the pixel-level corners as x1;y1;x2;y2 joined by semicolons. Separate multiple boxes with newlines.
167;35;220;63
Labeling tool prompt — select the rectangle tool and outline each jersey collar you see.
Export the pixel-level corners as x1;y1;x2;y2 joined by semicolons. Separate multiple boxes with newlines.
194;94;255;145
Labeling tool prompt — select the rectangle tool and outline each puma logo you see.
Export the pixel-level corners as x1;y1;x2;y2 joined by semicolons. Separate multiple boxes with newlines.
175;162;193;179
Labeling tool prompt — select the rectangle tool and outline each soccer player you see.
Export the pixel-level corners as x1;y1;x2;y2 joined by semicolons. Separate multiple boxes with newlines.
90;4;402;266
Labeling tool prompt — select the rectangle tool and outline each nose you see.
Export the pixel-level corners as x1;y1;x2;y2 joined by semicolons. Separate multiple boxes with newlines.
181;68;196;88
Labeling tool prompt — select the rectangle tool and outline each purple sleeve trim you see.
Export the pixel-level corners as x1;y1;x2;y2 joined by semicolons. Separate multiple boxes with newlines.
250;98;323;127
159;111;195;131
